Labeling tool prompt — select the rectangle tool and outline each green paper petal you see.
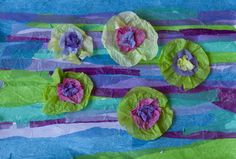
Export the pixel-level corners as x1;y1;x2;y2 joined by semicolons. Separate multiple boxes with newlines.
159;38;210;90
48;24;93;64
117;87;173;140
102;11;158;67
43;68;94;115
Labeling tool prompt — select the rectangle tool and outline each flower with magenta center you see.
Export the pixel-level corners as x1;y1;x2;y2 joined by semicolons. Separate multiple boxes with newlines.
102;11;158;67
43;68;93;115
118;87;173;140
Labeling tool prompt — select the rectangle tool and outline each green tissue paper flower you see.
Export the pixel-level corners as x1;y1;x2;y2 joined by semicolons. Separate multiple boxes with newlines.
159;38;210;90
43;68;93;115
117;87;173;140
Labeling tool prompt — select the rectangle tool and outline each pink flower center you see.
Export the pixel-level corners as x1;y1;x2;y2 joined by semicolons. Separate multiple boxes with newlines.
116;26;146;53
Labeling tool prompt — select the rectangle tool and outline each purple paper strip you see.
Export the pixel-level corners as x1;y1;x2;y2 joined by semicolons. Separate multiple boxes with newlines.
30;118;118;128
164;131;236;139
213;88;236;113
180;29;236;36
92;85;214;98
198;11;236;23
7;35;50;42
1;11;236;25
7;29;236;48
0;122;13;129
61;67;140;76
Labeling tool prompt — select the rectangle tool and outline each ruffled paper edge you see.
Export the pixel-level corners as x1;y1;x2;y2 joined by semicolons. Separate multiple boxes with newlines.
48;24;93;64
159;38;210;90
117;87;173;140
43;68;94;115
102;11;158;67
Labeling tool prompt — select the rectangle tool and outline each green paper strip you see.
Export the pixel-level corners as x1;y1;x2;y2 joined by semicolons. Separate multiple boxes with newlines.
0;70;51;107
75;139;236;159
154;25;236;31
27;23;236;32
140;52;236;65
27;23;104;32
208;52;236;63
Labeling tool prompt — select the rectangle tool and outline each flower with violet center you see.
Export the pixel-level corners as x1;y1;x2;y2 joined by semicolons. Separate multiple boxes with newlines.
159;38;210;90
48;24;93;64
59;30;83;55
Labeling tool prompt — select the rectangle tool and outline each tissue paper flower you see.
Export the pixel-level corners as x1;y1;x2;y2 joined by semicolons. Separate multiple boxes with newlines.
43;68;93;115
102;11;158;67
117;87;173;140
48;24;93;64
159;38;210;90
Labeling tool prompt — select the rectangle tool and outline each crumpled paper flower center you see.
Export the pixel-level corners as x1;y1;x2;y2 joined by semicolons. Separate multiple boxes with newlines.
131;98;161;130
137;105;156;122
177;55;195;71
62;83;79;97
60;30;83;55
172;49;198;76
116;26;146;53
57;78;84;104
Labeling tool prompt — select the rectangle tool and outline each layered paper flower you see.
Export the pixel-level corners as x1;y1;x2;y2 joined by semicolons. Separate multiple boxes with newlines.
117;87;173;140
102;11;158;67
48;24;93;64
159;38;210;90
43;68;93;115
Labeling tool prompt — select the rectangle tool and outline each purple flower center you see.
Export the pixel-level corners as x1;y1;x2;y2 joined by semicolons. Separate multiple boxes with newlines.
172;49;198;76
119;31;136;49
62;83;79;97
137;105;155;122
60;30;83;55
